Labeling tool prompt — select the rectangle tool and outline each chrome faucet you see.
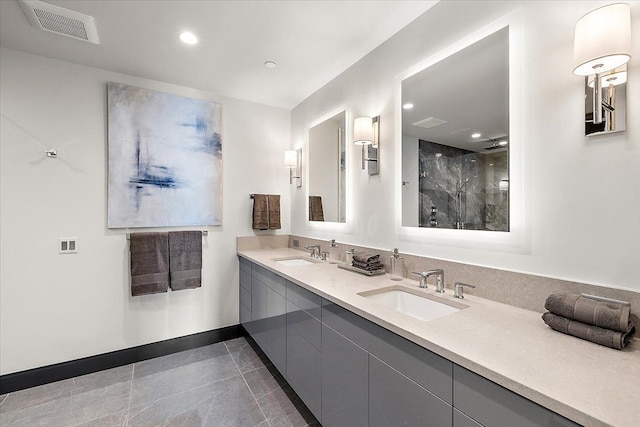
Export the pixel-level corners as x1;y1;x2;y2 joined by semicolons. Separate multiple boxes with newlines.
412;269;445;292
454;282;476;299
305;245;321;258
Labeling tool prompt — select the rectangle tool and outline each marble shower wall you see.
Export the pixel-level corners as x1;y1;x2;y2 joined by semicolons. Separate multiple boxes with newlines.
418;140;508;231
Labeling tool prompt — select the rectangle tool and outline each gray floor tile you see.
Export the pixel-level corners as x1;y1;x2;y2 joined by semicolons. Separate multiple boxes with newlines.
129;351;239;409
134;343;229;379
243;365;286;399
0;393;72;427
202;375;266;427
73;365;133;393
0;394;7;406
257;385;316;427
128;375;256;427
73;410;128;426
0;378;73;414
225;337;270;374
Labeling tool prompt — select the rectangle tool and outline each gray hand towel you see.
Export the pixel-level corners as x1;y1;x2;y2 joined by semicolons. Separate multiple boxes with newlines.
542;312;635;350
130;232;169;296
544;293;632;332
169;231;202;291
352;260;384;271
252;194;281;230
352;252;380;264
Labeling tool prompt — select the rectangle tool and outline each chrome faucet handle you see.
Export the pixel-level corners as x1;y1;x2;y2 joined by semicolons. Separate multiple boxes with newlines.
453;282;476;299
411;272;428;288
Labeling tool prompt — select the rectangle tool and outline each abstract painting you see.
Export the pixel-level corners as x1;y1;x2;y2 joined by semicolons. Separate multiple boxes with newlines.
107;82;222;228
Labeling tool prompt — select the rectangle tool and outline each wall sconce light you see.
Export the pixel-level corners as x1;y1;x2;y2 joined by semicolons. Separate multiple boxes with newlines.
284;149;302;187
573;3;631;130
353;116;380;175
499;179;509;191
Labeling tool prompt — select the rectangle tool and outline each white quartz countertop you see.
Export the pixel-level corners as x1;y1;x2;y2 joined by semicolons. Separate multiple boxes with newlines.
238;247;640;427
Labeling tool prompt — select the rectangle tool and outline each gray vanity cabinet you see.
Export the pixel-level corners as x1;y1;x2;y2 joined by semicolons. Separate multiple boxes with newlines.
250;276;268;352
239;258;252;329
286;281;322;422
453;409;483;427
265;286;287;375
322;299;453;403
453;366;580;427
369;355;452;427
321;323;369;427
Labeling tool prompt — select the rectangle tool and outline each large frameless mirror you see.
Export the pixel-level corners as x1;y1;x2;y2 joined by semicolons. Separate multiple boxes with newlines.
308;111;346;223
401;27;509;231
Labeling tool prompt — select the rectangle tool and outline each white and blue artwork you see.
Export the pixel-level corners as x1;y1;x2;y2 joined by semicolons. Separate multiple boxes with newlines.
107;82;222;228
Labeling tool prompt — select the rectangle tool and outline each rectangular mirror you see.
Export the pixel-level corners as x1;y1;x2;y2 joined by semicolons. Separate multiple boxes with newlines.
401;27;509;231
308;111;346;223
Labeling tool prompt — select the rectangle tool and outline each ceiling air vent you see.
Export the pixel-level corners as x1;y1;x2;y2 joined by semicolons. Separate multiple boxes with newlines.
411;117;447;130
18;0;100;44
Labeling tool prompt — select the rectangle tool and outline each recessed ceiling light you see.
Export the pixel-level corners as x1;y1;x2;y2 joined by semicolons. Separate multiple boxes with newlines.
471;133;481;138
498;140;508;146
179;31;198;45
402;103;414;110
435;153;442;158
264;61;277;69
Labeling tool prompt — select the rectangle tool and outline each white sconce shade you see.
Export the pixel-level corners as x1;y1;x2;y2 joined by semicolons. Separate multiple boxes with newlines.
573;3;631;76
499;179;509;191
284;150;297;167
353;116;374;145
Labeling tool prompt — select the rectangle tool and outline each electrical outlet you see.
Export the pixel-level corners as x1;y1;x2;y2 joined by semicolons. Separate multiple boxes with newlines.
293;239;299;247
59;237;78;254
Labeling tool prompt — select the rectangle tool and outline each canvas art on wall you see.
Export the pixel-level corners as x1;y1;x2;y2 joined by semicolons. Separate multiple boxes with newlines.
107;82;222;228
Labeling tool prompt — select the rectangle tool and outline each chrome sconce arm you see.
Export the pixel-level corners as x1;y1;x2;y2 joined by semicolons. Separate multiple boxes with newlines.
284;148;302;187
353;115;380;175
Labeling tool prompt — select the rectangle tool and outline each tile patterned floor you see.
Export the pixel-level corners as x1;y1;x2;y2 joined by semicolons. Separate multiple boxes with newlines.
0;338;319;427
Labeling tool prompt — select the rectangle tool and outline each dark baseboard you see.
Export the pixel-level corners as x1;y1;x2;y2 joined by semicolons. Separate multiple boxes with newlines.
0;324;245;395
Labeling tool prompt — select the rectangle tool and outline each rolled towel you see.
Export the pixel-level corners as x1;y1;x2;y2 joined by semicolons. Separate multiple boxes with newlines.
544;293;632;332
542;312;635;350
352;252;380;264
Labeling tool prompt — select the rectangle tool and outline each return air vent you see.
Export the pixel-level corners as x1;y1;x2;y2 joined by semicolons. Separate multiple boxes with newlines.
18;0;100;44
411;117;447;130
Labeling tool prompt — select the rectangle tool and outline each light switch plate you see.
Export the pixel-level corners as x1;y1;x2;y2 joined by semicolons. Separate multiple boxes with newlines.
59;237;78;254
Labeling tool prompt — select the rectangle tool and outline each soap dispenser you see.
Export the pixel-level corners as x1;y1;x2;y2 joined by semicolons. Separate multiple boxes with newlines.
329;239;340;264
390;248;403;281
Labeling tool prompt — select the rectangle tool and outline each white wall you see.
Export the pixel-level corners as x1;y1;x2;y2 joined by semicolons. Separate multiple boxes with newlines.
0;48;291;374
291;1;640;292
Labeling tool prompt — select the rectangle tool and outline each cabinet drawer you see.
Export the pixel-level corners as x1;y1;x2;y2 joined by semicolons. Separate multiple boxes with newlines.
369;355;452;427
287;300;321;351
240;285;251;310
322;300;453;403
454;408;482;427
239;268;251;291
252;264;286;296
286;280;321;319
453;365;580;427
287;322;322;421
239;256;251;273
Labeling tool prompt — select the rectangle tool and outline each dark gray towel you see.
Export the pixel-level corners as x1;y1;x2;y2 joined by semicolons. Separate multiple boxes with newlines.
169;231;202;291
130;232;169;296
252;194;281;230
542;312;635;350
352;252;380;264
309;196;324;221
544;293;632;332
352;260;383;271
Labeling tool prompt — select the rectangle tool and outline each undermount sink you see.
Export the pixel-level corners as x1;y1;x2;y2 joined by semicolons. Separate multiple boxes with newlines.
272;256;320;267
359;286;465;322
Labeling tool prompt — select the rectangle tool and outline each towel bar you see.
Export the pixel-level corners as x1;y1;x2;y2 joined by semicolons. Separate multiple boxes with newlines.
126;230;208;240
581;293;630;307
